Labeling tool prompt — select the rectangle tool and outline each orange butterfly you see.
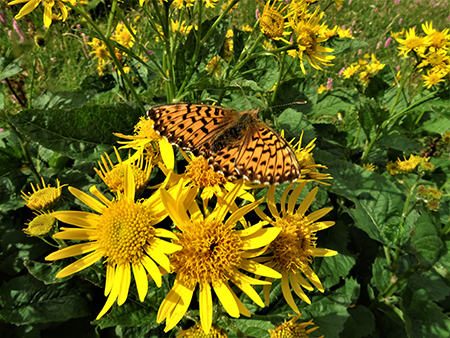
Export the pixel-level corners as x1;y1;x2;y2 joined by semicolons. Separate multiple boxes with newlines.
147;103;301;185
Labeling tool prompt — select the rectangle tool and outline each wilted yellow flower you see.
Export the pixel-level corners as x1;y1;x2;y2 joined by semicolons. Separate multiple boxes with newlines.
178;324;227;338
23;212;57;237
269;313;322;338
443;131;450;143
21;177;65;211
259;0;289;40
362;163;375;171
386;161;400;175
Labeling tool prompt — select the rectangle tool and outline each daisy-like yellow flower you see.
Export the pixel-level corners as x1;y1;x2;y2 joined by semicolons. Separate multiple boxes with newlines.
89;38;110;70
396;28;431;57
291;133;332;185
242;24;253;33
206;56;222;77
342;64;360;78
422;21;450;50
46;164;182;319
113;22;136;48
422;68;447;88
269;313;322;338
317;84;329;94
386;161;400;175
396;154;420;172
171;20;194;35
255;183;337;314
203;0;219;8
94;147;152;195
157;183;282;334
337;27;354;39
8;0;73;28
391;28;405;38
362;163;375;171
323;25;337;38
443;131;450;144
23;211;57;237
259;0;289;40
21;177;65;211
418;48;450;68
288;6;335;73
178;324;227;338
159;150;255;203
114;116;175;170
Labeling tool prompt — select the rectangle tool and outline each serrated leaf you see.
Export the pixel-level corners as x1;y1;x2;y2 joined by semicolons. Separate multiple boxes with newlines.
328;160;403;244
312;89;358;118
32;90;98;110
340;305;375;338
0;57;23;81
277;108;315;142
0;275;91;325
9;103;143;161
94;301;158;329
411;211;443;267
377;132;422;152
326;38;368;56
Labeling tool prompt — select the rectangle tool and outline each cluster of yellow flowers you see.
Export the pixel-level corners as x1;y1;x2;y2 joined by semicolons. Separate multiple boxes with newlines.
88;22;139;76
258;0;337;73
395;22;450;89
417;185;443;211
386;154;434;176
21;116;336;336
342;53;386;85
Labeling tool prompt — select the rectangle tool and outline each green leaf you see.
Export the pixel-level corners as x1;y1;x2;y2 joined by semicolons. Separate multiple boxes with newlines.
80;74;117;93
377;132;422;152
277;107;315;141
327;160;403;244
0;130;23;177
370;257;391;292
0;56;23;81
402;286;450;338
340;305;375;338
326;38;369;57
0;275;92;325
411;210;443;267
312;89;358;118
9;103;143;161
94;301;158;329
358;95;390;140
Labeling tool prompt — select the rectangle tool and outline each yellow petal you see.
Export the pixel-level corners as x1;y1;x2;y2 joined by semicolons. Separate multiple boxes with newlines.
45;242;99;261
280;182;295;216
254;206;272;224
231;268;271;285
296;187;318;216
160;187;189;229
235;221;263;238
291;270;313;291
225;197;263;227
132;262;148;302
159;139;174;170
141;255;162;287
306;207;332;223
123;163;135;201
153;227;178;240
53;228;97;240
241;227;281;250
104;263;115;296
43;3;52;28
267;185;279;218
97;265;122;319
303;265;324;292
310;221;335;232
312;248;338;257
157;282;183;323
239;259;281;279
52;210;99;228
228;275;264;307
288;182;306;215
146;245;170;273
281;270;300;314
213;282;240;318
117;264;131;305
13;0;39;19
164;282;195;332
290;273;312;304
69;187;106;214
199;282;212;334
152;237;182;255
263;277;274;305
231;289;251;317
55;250;103;278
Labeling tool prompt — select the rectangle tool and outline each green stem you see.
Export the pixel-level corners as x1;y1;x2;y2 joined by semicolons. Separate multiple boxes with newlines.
269;52;285;105
106;0;118;39
28;52;37;109
67;2;146;112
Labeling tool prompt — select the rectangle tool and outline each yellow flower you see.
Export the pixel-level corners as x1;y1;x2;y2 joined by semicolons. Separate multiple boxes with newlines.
221;0;238;11
259;0;289;40
323;25;337;38
443;131;450;143
242;24;253;33
255;183;337;314
114;116;175;171
422;68;446;89
171;20;194;35
178;324;227;338
113;22;136;48
94;147;152;196
23;211;57;237
206;55;222;77
21;177;65;211
269;313;322;338
391;28;405;38
8;0;73;28
396;28;431;57
427;187;443;200
337;27;354;39
292;133;332;185
418;48;450;68
317;84;328;94
46;164;182;319
157;183;282;334
221;31;234;62
396;154;420;172
362;163;375;171
203;0;219;8
342;64;360;78
422;21;450;50
288;7;335;73
386;161;400;175
89;38;110;66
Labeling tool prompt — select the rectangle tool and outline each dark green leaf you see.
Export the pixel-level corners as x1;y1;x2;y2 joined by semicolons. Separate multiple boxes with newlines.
326;38;368;56
9;103;143;161
411;210;443;267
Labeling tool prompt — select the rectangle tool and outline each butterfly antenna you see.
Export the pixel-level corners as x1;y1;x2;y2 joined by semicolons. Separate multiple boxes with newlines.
235;82;253;108
260;101;307;113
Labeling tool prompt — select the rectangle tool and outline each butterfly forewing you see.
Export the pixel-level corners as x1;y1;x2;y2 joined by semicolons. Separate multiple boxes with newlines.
147;103;238;151
147;103;301;185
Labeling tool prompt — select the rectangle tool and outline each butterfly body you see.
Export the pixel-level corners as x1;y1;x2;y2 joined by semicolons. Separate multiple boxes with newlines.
147;103;301;185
